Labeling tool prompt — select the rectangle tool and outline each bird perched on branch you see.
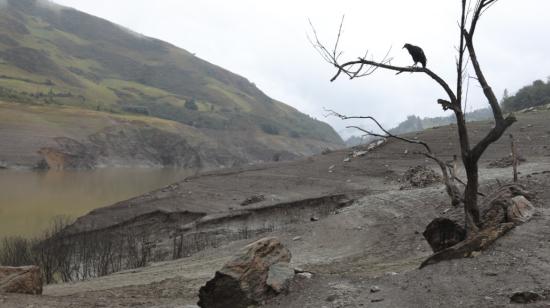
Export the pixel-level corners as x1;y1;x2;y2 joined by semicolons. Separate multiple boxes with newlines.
403;43;427;68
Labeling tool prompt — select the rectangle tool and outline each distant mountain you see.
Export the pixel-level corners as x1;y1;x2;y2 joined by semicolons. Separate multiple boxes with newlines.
344;108;494;146
0;0;343;169
390;108;493;136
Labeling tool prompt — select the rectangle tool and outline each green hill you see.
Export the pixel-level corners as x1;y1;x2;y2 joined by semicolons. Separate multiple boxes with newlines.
502;79;550;112
0;0;342;169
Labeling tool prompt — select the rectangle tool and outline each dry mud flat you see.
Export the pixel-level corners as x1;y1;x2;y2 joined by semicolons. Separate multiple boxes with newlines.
3;167;550;308
2;109;550;307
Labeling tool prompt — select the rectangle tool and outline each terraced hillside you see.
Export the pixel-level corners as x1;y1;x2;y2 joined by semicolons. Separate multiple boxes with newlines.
0;0;342;169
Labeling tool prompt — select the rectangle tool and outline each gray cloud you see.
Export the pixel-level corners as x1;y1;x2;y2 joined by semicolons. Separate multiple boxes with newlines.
52;0;550;138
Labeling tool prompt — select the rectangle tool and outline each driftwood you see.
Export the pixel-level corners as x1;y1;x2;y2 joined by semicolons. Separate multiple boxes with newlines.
420;183;535;268
420;223;515;268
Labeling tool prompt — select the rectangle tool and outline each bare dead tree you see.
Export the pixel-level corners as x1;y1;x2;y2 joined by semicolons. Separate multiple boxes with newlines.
325;110;463;207
310;0;516;235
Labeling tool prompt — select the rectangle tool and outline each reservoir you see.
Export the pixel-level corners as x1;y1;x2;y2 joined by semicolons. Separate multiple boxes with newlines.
0;168;196;238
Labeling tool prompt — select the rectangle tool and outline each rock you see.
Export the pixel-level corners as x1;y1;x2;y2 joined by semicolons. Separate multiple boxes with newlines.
240;194;265;206
198;237;293;308
352;150;368;157
343;157;351;162
422;218;466;253
481;184;535;227
310;216;319;222
401;165;441;188
293;267;306;273
326;294;339;302
510;291;542;304
487;155;526;168
292;236;302;241
507;196;535;224
371;298;384;303
296;272;313;279
0;266;43;295
266;263;295;293
370;286;381;293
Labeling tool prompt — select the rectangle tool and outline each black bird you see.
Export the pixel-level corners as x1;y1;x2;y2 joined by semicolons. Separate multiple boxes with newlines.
403;43;427;68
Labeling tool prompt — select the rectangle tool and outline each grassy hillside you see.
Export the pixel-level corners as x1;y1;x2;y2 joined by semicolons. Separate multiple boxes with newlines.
0;0;342;147
0;101;341;169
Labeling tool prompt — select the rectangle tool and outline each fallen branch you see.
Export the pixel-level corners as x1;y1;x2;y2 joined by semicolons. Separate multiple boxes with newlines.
420;222;515;268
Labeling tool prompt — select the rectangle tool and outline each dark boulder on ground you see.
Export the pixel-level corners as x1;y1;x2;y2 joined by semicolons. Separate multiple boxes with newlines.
510;291;543;304
423;218;466;253
198;237;294;308
0;266;42;295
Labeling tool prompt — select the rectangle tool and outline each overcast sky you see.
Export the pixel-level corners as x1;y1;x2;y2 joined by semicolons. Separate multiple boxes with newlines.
52;0;550;138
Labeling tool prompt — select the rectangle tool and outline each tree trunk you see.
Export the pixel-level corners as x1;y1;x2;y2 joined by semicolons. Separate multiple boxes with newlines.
463;159;480;235
510;134;518;182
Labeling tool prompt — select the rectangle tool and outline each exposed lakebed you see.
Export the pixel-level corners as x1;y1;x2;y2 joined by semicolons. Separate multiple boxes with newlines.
0;168;196;237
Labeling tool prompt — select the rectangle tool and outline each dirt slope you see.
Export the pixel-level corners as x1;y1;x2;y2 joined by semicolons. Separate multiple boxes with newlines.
66;108;550;235
2;167;549;307
0;101;341;169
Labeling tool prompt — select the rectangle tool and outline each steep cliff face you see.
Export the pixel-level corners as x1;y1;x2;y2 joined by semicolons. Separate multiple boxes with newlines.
0;0;343;169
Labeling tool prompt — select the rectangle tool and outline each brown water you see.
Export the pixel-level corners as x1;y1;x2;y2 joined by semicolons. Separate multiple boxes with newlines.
0;168;196;238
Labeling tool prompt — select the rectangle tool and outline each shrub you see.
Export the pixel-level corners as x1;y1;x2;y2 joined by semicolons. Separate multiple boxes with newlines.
260;123;280;135
185;99;199;111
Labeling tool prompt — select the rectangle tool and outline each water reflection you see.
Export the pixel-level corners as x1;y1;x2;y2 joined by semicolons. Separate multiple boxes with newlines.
0;168;196;237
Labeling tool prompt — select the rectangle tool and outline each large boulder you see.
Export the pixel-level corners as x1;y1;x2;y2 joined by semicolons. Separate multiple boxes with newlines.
0;266;43;295
423;218;466;253
481;184;535;227
198;237;294;308
507;196;536;224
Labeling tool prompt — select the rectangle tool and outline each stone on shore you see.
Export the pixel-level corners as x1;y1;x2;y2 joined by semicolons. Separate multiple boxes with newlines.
0;266;43;295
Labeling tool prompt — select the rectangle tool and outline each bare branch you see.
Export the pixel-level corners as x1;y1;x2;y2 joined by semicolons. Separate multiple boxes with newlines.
308;18;458;105
325;109;432;153
329;59;458;105
333;15;345;61
328;111;462;206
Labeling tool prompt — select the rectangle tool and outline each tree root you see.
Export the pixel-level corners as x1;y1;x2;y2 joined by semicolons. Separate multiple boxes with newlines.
420;183;535;269
419;222;515;269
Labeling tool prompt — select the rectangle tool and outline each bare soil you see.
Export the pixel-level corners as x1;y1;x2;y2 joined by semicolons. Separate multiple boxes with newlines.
2;109;550;307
